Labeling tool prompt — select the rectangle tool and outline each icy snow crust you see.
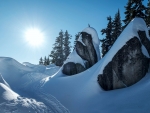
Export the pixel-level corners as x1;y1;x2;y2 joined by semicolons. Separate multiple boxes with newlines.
1;18;150;113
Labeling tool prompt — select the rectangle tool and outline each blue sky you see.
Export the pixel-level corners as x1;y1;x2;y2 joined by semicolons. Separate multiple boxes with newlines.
0;0;148;64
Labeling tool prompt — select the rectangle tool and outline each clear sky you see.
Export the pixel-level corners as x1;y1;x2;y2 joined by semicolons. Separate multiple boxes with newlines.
0;0;148;64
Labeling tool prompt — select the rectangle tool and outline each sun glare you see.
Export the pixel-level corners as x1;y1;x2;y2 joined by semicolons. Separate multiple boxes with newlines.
25;28;44;47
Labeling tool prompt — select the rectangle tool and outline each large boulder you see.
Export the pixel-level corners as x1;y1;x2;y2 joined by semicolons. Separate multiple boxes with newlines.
62;27;100;75
97;18;150;90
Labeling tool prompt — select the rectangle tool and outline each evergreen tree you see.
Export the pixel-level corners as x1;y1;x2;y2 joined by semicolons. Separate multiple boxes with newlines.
46;57;50;65
123;0;146;28
64;30;72;60
44;56;47;66
74;32;80;48
112;9;122;44
123;0;132;28
39;57;43;65
50;30;64;66
146;0;150;27
100;16;113;57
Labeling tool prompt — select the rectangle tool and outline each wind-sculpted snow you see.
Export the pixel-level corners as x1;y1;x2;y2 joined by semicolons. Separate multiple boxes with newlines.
0;57;69;113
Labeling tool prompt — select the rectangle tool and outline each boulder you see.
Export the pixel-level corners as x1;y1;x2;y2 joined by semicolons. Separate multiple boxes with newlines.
97;18;150;90
62;27;100;75
98;37;149;90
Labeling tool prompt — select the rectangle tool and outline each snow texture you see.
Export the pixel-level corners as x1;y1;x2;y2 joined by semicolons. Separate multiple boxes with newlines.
64;50;86;67
0;18;150;113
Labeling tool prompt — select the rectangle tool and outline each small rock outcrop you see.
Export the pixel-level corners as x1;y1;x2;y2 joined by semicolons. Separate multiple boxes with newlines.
98;18;150;90
62;27;100;75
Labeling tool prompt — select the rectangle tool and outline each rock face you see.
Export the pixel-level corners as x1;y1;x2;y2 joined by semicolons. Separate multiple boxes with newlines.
98;18;150;90
98;37;149;90
62;27;100;75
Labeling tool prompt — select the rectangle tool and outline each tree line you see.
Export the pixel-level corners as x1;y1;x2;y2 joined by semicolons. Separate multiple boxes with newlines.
39;30;80;66
101;0;150;57
39;0;150;66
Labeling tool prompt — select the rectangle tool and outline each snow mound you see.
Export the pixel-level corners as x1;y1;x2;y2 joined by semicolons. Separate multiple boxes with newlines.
0;84;66;113
0;74;10;88
0;57;68;113
0;83;19;103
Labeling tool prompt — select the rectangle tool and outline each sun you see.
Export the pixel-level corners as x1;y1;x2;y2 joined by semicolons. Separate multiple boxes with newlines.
25;28;44;47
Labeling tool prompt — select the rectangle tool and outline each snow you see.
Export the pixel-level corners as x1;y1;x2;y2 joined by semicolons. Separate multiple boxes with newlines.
1;54;150;112
64;27;100;68
0;74;10;88
64;50;86;67
82;27;101;60
141;45;149;58
0;18;150;113
0;83;19;102
78;35;86;46
98;17;150;74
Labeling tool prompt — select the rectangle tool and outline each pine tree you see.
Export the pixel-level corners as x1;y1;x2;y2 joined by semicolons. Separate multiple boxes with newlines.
74;32;80;48
46;57;50;65
123;0;146;28
100;16;113;57
64;30;72;61
146;0;150;27
44;56;47;66
39;57;43;65
123;0;132;28
112;9;122;44
50;30;64;66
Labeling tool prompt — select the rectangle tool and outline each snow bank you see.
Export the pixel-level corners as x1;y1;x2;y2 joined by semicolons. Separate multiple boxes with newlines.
0;74;10;88
0;57;68;113
0;83;19;102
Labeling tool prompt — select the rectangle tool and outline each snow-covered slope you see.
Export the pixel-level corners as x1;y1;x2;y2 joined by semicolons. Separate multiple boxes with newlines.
40;18;150;113
0;57;69;113
0;82;66;113
0;18;150;113
0;83;19;103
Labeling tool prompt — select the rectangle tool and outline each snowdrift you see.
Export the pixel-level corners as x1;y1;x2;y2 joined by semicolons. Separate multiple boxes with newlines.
0;18;150;113
0;57;69;113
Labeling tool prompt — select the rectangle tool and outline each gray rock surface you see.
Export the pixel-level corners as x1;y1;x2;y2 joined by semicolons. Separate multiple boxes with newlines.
62;27;100;75
98;32;150;90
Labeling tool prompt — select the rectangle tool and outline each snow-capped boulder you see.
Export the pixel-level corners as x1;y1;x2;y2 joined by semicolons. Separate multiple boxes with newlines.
98;18;150;90
62;27;100;75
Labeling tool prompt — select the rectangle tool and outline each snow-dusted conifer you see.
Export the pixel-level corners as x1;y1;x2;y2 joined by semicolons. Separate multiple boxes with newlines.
100;16;113;57
74;32;80;48
112;9;122;45
44;56;47;66
146;0;150;27
63;30;72;61
123;0;146;28
39;57;43;65
50;30;64;66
